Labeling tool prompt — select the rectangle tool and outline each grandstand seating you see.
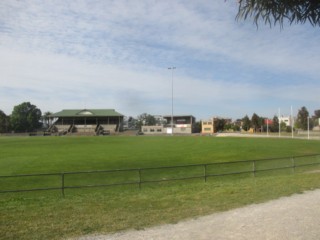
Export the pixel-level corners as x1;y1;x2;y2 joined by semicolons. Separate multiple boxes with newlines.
100;124;117;132
74;125;96;133
54;124;71;135
95;124;117;135
47;124;119;136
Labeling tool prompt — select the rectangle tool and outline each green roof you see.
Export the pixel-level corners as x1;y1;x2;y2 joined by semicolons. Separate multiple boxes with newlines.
51;109;123;118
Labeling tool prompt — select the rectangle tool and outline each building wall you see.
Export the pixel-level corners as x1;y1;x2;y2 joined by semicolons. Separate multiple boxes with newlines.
201;119;214;134
163;116;195;126
141;125;193;134
142;126;165;134
173;125;193;134
141;115;195;135
279;116;293;127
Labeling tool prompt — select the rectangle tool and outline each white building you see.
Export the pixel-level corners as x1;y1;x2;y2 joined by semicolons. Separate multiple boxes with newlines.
279;116;294;127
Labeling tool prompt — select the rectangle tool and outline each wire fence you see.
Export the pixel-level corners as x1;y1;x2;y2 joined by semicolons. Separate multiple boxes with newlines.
1;154;320;197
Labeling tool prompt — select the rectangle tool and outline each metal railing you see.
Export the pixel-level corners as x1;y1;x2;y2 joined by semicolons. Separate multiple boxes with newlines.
1;154;319;197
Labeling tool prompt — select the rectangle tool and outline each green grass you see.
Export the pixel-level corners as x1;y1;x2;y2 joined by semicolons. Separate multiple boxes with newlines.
1;136;320;174
1;136;320;240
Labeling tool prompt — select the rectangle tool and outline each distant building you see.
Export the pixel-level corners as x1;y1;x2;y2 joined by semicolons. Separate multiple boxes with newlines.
201;119;214;134
264;119;273;125
279;116;294;127
142;115;196;134
141;125;165;134
201;117;232;134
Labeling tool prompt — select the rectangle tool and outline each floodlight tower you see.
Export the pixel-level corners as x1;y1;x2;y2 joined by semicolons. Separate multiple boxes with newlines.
168;67;176;135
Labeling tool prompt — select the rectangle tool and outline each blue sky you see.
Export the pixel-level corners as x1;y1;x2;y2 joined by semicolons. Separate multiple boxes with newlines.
0;0;319;120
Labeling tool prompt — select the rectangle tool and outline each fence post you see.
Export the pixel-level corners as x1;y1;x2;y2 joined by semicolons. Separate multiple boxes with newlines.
252;160;256;177
291;157;295;174
203;164;207;182
138;169;142;190
61;173;65;197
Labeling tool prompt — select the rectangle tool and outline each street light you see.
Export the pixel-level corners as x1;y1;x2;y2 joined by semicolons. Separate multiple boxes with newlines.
168;67;176;135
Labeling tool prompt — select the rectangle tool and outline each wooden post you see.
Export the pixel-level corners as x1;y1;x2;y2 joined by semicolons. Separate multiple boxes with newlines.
291;157;295;173
252;161;256;177
61;173;65;197
118;116;120;132
138;169;142;190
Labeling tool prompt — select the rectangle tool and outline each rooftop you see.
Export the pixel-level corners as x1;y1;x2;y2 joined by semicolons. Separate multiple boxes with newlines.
51;109;124;118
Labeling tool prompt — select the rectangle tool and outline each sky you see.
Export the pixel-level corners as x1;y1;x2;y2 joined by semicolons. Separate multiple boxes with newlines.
1;0;319;121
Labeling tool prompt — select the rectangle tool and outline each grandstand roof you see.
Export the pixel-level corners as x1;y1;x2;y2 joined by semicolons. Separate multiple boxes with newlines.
51;109;123;118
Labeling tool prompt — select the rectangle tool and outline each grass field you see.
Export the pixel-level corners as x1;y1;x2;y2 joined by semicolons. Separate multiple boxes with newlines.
1;136;320;174
1;136;320;240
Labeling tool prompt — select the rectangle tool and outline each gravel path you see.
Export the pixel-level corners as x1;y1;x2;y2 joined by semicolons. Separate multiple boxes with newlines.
77;189;320;240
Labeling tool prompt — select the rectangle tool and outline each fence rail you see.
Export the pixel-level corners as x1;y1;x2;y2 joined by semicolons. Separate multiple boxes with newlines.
1;154;320;197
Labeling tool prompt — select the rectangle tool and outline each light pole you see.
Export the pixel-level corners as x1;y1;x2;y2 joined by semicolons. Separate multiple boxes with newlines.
278;108;281;137
307;116;310;140
168;67;176;135
291;106;294;138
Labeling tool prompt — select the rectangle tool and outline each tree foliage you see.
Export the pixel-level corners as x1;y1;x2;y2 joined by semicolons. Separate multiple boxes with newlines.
41;111;53;128
10;102;42;132
313;109;320;126
214;118;226;132
296;106;310;130
236;0;320;27
280;121;287;132
251;113;261;131
242;115;251;131
136;113;156;130
127;116;138;129
0;110;10;133
271;115;279;132
193;121;202;133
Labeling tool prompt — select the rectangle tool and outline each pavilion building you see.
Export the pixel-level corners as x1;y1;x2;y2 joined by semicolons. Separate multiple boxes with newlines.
48;109;124;135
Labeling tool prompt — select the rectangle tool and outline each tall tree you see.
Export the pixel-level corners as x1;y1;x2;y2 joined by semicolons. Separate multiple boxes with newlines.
251;113;260;132
259;116;266;132
236;0;320;27
242;115;251;131
145;114;156;126
313;109;320;126
193;121;202;133
214;118;225;132
271;115;279;132
296;106;310;130
10;102;42;132
127;116;138;129
136;113;156;130
0;110;10;133
42;111;53;128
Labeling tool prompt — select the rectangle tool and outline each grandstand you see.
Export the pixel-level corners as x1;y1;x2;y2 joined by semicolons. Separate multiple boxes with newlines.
47;109;123;136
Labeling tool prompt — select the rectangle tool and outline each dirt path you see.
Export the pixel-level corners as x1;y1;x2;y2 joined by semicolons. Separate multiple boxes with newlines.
77;189;320;240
